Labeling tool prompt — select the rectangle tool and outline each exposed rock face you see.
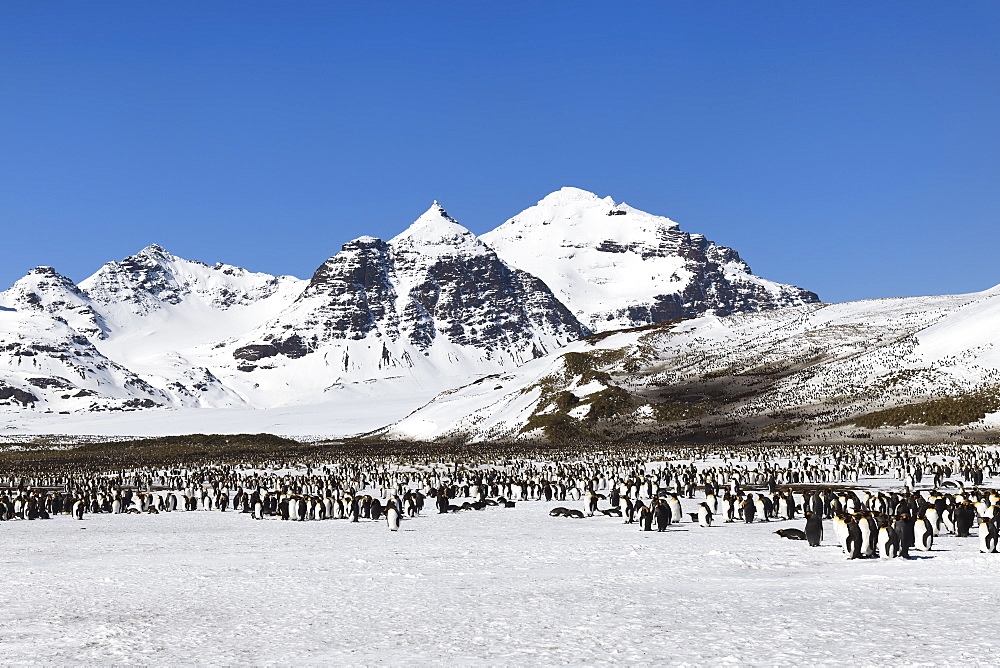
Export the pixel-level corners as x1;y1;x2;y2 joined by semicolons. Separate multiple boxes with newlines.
297;236;400;343
0;383;39;406
482;187;819;331
389;204;585;353
231;204;589;371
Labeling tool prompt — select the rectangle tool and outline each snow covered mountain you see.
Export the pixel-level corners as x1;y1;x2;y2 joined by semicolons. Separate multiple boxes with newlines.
1;266;109;339
482;187;819;331
381;285;1000;444
214;203;588;406
0;203;588;420
0;245;306;414
0;188;834;432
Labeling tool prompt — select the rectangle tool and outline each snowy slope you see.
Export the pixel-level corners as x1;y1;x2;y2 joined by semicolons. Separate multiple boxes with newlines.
482;187;818;331
0;308;169;412
383;285;1000;443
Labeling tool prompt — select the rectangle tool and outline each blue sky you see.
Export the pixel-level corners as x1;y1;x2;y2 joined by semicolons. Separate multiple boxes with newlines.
1;1;998;303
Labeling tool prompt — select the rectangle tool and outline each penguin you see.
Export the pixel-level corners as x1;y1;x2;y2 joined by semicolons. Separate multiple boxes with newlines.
386;506;401;531
955;503;975;538
857;513;878;558
979;518;999;553
668;495;683;523
878;524;900;559
940;506;956;535
623;496;636;524
845;515;864;559
894;514;915;559
719;494;736;523
697;502;713;527
639;505;653;531
832;513;848;552
705;493;718;518
805;511;823;547
780;492;796;521
774;528;807;540
756;494;771;522
654;500;671;532
914;515;934;551
742;495;756;524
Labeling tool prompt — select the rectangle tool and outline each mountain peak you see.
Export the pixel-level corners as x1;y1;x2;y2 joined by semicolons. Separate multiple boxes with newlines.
389;202;483;255
0;263;105;337
414;200;459;226
134;243;174;262
27;266;61;277
482;188;818;331
537;186;610;206
13;266;80;291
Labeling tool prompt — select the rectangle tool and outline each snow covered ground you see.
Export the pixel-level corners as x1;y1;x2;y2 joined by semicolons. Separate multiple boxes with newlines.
4;476;999;664
2;384;438;440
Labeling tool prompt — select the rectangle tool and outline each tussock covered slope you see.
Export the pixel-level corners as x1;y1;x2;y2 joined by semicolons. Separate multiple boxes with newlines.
381;286;1000;444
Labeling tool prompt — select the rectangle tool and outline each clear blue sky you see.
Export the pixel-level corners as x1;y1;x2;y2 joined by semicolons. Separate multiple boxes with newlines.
2;1;998;303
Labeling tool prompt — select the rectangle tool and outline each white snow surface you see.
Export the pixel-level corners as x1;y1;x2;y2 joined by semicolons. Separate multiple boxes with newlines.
3;468;999;664
2;385;437;439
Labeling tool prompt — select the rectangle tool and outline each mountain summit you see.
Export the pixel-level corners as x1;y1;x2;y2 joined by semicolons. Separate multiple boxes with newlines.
482;187;819;331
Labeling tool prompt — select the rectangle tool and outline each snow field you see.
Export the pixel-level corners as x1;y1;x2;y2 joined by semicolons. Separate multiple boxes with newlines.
4;483;1000;665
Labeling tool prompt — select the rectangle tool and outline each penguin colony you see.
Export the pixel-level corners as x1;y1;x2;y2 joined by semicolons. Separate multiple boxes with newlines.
1;442;999;558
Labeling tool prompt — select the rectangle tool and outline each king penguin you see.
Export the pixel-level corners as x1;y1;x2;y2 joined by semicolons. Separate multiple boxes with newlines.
805;511;823;547
697;502;713;527
979;518;998;553
386;505;401;531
